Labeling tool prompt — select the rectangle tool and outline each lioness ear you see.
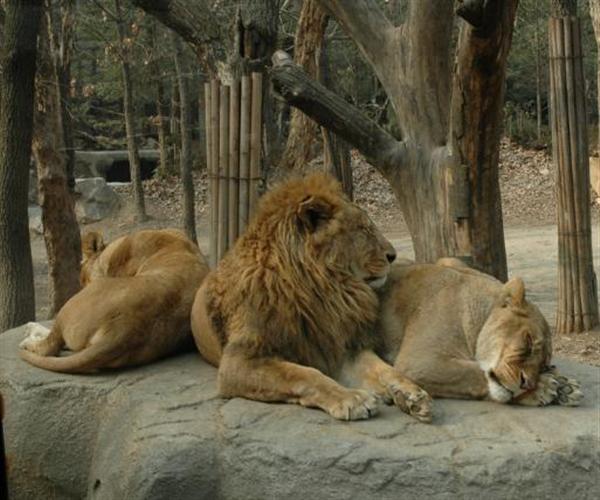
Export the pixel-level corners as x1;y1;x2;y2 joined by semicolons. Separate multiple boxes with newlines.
502;277;525;307
297;195;333;233
81;231;105;258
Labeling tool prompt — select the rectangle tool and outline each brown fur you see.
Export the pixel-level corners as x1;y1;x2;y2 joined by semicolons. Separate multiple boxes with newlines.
378;259;582;406
20;229;209;373
191;173;432;421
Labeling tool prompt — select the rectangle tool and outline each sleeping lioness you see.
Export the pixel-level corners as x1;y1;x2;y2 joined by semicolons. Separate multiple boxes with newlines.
378;258;583;406
20;229;209;373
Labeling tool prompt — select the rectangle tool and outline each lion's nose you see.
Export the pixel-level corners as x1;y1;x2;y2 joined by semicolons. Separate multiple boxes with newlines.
386;249;397;263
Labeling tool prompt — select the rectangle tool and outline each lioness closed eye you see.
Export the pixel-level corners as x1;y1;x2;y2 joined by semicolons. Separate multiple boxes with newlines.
191;173;432;422
377;259;583;407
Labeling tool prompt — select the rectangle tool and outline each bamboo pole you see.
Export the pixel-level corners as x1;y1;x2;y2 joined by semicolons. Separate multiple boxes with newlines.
229;80;240;242
239;75;251;233
209;80;220;268
249;72;263;217
218;85;230;260
549;16;599;333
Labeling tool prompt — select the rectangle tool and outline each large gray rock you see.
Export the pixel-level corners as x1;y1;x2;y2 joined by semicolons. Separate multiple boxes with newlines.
74;177;121;223
1;325;598;500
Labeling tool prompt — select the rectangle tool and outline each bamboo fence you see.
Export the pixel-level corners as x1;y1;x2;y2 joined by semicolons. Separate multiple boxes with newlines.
204;74;263;267
548;16;599;333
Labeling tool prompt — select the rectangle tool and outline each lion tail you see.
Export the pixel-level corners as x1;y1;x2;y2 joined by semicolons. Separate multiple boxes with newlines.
19;339;123;374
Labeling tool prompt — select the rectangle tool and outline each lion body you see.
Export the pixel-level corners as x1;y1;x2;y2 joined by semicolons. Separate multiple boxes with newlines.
378;259;582;406
191;173;432;421
20;229;209;373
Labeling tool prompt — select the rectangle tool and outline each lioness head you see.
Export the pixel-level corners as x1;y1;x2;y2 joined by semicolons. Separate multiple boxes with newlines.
80;231;105;286
257;173;396;289
476;277;552;402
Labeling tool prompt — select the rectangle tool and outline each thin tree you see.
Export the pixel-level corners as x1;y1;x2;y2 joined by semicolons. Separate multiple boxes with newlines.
590;0;600;151
272;0;517;279
32;0;81;317
171;32;197;243
114;0;146;221
549;0;599;333
0;0;43;331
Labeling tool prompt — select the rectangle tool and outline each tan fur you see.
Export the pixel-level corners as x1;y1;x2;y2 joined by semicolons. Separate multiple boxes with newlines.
378;260;583;406
191;173;432;421
20;229;209;373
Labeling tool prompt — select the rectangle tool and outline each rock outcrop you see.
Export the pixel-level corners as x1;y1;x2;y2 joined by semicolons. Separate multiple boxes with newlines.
1;325;598;500
74;177;121;223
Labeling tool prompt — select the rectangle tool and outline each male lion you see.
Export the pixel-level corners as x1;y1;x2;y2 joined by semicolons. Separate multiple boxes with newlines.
191;173;432;421
378;259;583;406
20;229;209;373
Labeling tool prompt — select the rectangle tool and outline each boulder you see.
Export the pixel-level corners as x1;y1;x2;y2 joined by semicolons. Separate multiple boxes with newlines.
74;177;121;223
1;325;598;500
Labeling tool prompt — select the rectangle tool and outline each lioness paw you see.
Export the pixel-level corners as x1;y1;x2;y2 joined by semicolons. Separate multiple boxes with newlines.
554;375;583;407
20;322;51;352
327;389;379;421
388;384;433;423
515;372;559;406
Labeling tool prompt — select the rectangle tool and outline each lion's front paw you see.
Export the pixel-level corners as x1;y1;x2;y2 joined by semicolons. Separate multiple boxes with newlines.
515;372;559;406
19;322;51;353
554;374;583;407
326;389;379;421
389;384;433;423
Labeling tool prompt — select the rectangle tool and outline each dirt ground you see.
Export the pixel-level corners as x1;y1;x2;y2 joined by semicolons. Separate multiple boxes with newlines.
29;139;600;367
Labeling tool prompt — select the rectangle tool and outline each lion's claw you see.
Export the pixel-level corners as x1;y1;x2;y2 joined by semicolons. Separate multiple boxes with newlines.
388;384;433;423
327;389;380;421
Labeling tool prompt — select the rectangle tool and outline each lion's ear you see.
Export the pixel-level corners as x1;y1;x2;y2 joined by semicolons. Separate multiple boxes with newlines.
297;195;333;233
81;231;105;258
502;276;525;307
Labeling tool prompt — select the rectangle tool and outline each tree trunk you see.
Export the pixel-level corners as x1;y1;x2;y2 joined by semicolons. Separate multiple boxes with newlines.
115;0;146;221
148;20;172;177
535;4;543;144
272;0;514;280
0;0;42;331
33;4;81;318
170;79;180;170
549;4;599;333
279;0;329;173
48;0;75;191
590;0;600;151
172;32;197;244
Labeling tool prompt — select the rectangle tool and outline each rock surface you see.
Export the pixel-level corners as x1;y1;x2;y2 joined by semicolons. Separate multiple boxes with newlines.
1;325;598;500
74;177;121;223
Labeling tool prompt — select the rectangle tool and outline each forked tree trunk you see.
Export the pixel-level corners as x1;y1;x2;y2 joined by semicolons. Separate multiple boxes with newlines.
172;32;197;244
279;0;328;173
272;0;514;280
32;5;81;317
115;0;146;221
549;3;599;333
0;0;42;331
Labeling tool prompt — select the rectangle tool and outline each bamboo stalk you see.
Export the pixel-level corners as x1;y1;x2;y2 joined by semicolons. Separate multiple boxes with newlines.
229;80;240;243
249;72;263;217
209;80;220;268
239;75;251;233
218;85;230;260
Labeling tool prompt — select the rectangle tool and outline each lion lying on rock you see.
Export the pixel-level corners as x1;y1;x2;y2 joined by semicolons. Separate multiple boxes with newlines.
378;259;583;406
191;173;432;421
20;229;209;373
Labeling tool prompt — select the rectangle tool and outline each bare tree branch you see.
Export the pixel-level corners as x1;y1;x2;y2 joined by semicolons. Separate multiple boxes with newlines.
271;50;407;178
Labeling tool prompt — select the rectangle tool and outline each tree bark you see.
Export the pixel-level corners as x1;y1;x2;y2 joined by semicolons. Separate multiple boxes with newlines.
0;0;42;331
273;0;514;279
115;0;146;221
33;3;81;318
590;0;600;151
279;0;329;173
172;32;197;244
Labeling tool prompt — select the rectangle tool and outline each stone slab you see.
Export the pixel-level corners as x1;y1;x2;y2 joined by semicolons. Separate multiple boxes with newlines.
1;325;598;500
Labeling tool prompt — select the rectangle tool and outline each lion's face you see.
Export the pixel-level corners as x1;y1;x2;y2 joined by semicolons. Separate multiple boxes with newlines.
297;191;396;290
476;277;552;401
